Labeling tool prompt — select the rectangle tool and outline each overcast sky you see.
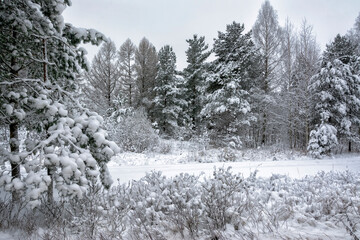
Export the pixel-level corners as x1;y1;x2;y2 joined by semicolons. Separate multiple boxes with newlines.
63;0;360;70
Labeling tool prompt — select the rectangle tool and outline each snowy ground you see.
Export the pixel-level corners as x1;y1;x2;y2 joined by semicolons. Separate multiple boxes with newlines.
0;233;13;240
108;144;360;183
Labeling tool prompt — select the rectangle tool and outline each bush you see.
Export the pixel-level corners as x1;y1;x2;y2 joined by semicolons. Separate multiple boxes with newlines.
107;108;159;153
217;147;237;162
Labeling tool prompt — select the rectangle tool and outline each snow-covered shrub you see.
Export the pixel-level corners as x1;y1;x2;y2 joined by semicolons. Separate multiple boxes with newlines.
217;147;237;162
201;167;245;233
308;122;338;158
153;138;174;154
1;170;360;239
126;171;168;240
107;108;159;153
67;183;127;239
161;173;203;238
0;197;27;231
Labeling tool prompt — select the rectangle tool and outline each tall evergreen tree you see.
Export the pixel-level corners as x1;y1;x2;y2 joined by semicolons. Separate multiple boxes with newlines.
202;22;260;148
183;35;211;133
153;45;184;137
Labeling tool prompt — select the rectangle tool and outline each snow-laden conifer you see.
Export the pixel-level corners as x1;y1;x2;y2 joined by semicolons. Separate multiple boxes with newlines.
309;57;360;156
153;45;186;137
201;22;259;148
183;35;211;133
0;0;119;204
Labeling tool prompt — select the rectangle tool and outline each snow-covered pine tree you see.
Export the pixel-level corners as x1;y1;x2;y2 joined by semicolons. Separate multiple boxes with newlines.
153;45;185;137
323;34;356;65
309;56;360;156
183;35;211;134
201;22;260;148
0;0;120;205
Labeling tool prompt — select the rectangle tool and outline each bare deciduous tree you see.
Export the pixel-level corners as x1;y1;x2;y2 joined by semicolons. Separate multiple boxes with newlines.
119;38;136;107
293;19;321;149
135;37;158;111
84;40;121;116
279;19;298;148
252;0;283;145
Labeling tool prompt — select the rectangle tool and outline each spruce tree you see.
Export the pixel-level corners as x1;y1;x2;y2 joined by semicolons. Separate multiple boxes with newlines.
323;34;356;64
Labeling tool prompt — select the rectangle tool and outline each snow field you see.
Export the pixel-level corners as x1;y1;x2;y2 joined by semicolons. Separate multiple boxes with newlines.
109;145;360;183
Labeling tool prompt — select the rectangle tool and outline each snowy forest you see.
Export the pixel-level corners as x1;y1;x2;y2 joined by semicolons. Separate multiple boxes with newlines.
1;0;360;239
80;4;360;157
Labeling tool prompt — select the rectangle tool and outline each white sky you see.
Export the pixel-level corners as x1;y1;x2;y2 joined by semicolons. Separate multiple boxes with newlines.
63;0;360;70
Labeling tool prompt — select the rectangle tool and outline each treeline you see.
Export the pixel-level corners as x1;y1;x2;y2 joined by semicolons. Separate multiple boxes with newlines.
83;1;360;156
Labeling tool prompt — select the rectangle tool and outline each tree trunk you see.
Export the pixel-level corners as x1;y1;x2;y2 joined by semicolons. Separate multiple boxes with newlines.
305;118;309;150
129;84;132;106
10;122;20;202
261;112;267;145
10;29;20;202
47;167;54;203
43;38;54;203
348;141;352;153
